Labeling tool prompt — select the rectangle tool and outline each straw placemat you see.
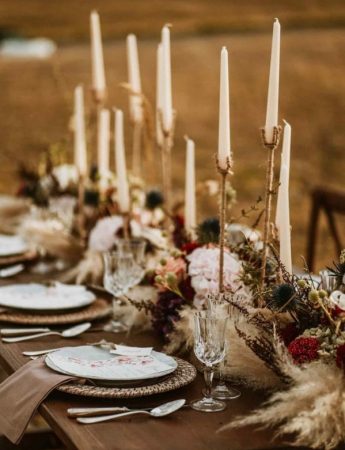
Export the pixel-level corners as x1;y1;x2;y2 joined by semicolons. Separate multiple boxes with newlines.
0;249;38;268
58;358;197;398
0;299;112;325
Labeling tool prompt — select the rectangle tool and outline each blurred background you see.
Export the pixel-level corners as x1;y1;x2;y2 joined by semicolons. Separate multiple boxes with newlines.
0;0;344;271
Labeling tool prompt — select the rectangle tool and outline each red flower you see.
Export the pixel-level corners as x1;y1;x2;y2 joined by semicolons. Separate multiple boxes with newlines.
279;323;300;346
336;344;345;370
332;305;345;318
288;337;320;364
181;241;200;254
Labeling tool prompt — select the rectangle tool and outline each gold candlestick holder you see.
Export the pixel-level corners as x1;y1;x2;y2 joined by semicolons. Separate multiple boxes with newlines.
122;212;131;240
158;110;176;220
259;125;282;305
132;120;143;179
77;175;87;244
217;156;233;293
91;88;107;108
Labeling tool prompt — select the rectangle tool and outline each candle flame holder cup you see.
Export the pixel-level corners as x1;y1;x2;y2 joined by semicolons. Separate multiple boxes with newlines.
259;125;282;306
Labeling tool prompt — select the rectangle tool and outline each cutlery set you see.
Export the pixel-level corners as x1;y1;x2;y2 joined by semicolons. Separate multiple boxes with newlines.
68;400;186;424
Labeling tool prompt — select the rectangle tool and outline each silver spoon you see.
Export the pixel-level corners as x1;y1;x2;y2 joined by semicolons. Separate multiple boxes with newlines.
77;399;186;424
2;322;91;343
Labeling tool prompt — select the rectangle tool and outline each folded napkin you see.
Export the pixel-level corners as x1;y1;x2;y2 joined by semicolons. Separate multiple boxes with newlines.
0;358;75;444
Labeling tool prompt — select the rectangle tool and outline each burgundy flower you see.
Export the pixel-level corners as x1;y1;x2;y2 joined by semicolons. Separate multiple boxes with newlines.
336;344;345;370
181;241;200;255
288;337;320;364
279;323;300;346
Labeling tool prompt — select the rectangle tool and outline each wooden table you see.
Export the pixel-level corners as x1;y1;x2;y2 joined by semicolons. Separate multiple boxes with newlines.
0;327;309;450
0;272;337;450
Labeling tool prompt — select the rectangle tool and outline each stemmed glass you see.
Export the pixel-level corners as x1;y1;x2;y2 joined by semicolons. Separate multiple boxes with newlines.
103;239;146;332
116;238;146;286
191;310;229;412
207;294;241;400
103;251;139;332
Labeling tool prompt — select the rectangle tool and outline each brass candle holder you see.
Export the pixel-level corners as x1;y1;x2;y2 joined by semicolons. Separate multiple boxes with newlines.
122;212;131;240
259;125;282;305
77;174;87;243
217;156;233;293
131;120;143;179
158;110;176;220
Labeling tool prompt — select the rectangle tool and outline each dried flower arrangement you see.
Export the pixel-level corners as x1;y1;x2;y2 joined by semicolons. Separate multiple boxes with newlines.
221;249;345;450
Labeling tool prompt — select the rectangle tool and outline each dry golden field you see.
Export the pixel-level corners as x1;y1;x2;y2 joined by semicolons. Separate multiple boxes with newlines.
0;1;344;271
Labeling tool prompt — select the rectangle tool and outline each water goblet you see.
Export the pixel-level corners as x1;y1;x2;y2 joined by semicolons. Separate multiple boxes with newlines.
207;294;241;400
191;310;229;412
103;251;137;332
116;238;146;285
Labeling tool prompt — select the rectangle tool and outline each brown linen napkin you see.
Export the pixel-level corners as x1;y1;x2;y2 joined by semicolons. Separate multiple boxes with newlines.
0;358;75;444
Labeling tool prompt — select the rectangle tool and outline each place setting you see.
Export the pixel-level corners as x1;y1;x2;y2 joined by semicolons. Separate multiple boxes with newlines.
0;282;112;328
0;233;38;275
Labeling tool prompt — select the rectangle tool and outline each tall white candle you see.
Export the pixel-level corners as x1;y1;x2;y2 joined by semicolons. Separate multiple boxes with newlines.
114;109;130;213
278;164;292;273
218;46;231;171
184;138;196;239
265;19;280;144
126;34;143;124
97;109;110;185
156;43;164;146
161;25;173;132
74;85;87;177
90;11;106;96
276;120;291;229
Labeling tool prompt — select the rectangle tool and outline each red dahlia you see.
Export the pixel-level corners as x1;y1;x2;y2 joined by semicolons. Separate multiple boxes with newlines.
287;337;320;364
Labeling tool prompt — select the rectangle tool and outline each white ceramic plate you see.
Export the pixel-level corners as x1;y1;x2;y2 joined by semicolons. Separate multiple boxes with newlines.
0;235;28;256
45;346;177;381
0;283;96;311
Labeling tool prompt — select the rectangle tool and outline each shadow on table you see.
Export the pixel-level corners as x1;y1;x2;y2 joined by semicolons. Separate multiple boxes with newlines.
0;430;64;450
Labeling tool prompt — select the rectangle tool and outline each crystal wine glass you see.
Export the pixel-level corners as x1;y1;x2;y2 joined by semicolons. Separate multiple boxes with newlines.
207;294;241;400
116;238;146;286
103;251;138;332
191;310;229;412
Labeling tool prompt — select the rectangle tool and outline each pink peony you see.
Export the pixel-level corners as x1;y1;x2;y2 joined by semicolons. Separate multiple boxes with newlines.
186;247;241;307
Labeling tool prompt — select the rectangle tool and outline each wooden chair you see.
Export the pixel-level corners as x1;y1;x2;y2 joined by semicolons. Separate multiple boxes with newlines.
306;186;345;272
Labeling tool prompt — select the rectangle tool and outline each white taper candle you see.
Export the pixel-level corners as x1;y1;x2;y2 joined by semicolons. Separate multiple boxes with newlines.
278;164;292;273
74;85;87;177
156;43;164;146
161;25;173;132
184;138;196;239
218;46;231;171
126;34;143;124
276;120;291;230
114;109;130;213
264;19;280;143
90;11;106;96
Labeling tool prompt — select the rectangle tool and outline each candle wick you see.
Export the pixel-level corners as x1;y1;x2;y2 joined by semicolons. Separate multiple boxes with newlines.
164;23;173;28
274;17;279;22
184;135;189;142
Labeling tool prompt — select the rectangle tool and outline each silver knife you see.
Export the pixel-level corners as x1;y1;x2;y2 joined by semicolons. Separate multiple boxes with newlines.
1;327;51;336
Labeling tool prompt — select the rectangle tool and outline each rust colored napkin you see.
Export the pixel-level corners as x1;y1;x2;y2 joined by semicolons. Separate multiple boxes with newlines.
0;358;75;444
